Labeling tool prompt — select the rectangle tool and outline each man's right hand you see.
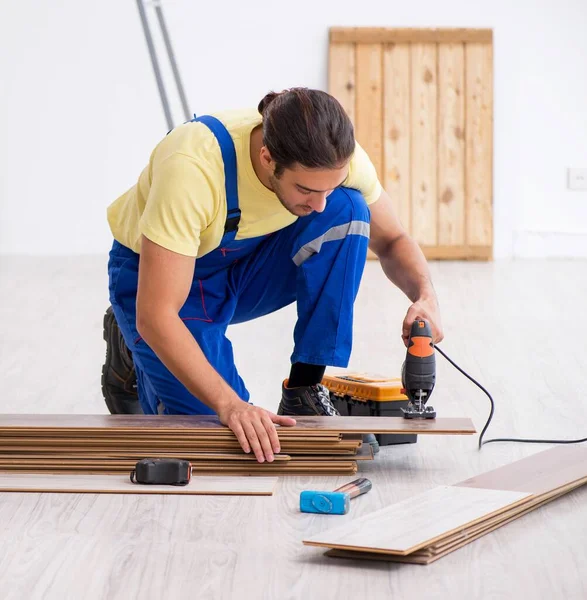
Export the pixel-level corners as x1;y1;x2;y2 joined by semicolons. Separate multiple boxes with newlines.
217;400;296;463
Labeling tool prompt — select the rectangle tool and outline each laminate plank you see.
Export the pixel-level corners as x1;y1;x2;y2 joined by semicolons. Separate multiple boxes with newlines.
0;414;476;435
455;444;587;495
303;485;530;555
0;440;360;451
425;480;587;555
0;452;292;462
316;446;587;564
325;485;587;565
0;473;277;495
0;464;359;476
281;416;474;434
0;430;343;440
292;444;374;461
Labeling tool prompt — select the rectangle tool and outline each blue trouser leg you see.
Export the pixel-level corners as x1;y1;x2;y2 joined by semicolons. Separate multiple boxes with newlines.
231;186;371;366
108;187;370;415
108;243;247;415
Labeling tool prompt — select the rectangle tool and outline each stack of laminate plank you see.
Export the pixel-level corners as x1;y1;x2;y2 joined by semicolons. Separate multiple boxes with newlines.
0;414;475;477
303;443;587;563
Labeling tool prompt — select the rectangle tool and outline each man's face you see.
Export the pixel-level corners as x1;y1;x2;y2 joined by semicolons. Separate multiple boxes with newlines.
269;162;349;217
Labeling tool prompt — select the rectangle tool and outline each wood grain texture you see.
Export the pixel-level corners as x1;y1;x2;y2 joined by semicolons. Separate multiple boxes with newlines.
293;444;374;461
0;473;278;495
455;444;587;495
438;43;466;246
330;28;493;44
325;482;587;564
0;464;359;476
328;42;356;123
420;244;492;260
281;416;475;434
465;42;493;248
0;452;291;462
303;485;530;555
426;480;587;553
383;43;411;231
328;31;494;260
0;414;476;434
356;43;383;178
410;43;437;245
317;445;587;564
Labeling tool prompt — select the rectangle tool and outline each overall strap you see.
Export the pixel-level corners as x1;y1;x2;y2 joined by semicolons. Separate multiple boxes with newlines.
191;114;241;233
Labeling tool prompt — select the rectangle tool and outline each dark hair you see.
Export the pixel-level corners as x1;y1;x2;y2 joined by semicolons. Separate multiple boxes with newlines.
257;87;355;176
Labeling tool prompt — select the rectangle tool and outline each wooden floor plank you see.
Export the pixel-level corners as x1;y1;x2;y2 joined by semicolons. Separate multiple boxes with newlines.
0;452;292;462
0;414;476;435
292;444;374;461
0;473;278;496
455;444;587;495
325;483;587;565
315;445;587;564
424;483;587;555
303;485;530;555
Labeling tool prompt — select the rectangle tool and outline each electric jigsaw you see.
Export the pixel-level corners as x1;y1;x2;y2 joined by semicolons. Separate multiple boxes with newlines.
401;319;437;419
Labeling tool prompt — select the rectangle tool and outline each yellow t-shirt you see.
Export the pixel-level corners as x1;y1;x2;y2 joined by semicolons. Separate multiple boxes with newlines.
107;108;382;258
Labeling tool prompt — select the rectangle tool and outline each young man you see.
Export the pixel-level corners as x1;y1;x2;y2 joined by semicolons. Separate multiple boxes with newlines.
103;88;443;463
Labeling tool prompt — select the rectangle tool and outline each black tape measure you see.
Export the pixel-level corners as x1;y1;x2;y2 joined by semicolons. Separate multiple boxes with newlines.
130;458;192;486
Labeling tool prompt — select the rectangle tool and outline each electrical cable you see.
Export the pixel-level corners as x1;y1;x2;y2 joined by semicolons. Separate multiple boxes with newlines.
434;345;587;450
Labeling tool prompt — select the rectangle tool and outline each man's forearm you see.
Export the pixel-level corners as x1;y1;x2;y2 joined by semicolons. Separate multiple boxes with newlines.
376;234;437;303
136;310;238;413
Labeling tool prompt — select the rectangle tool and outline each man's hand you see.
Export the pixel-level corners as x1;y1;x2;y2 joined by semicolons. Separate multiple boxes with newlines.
402;295;444;347
217;400;296;463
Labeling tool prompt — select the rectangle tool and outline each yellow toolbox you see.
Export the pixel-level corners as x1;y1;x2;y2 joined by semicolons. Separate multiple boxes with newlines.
321;372;417;446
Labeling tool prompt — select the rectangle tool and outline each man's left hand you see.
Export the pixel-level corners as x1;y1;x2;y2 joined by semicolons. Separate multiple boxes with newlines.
402;296;444;347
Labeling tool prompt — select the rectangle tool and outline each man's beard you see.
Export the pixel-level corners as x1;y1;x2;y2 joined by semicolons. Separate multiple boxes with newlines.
268;174;311;217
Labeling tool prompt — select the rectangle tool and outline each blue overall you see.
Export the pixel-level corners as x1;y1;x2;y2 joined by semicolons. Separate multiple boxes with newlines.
108;115;371;415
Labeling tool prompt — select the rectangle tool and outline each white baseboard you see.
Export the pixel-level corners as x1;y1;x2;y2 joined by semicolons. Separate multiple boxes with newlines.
513;230;587;258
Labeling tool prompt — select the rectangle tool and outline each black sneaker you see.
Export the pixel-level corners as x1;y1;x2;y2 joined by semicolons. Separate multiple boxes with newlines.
277;382;380;454
101;306;143;414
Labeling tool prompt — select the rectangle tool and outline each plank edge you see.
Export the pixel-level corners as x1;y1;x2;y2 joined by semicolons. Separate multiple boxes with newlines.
330;28;493;44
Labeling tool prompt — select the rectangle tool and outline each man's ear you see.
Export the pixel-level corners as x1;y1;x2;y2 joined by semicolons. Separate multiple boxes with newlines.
259;146;275;172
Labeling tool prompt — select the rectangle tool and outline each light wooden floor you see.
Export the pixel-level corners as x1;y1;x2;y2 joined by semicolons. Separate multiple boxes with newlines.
1;255;586;599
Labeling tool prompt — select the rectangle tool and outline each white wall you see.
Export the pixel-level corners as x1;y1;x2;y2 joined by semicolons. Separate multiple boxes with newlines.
0;0;586;258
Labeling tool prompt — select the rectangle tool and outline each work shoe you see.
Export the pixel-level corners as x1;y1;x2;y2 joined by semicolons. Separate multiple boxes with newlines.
278;382;340;417
277;382;379;454
101;306;142;414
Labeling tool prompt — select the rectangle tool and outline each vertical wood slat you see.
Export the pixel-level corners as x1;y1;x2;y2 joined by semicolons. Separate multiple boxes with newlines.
328;43;356;124
355;44;383;179
465;43;493;248
410;44;437;246
383;44;411;231
438;44;466;246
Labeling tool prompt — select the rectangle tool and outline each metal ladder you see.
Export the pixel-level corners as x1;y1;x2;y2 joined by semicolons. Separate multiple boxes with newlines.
136;0;190;130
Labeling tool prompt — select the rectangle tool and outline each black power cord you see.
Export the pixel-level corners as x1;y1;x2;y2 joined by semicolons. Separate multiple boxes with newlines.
434;344;587;450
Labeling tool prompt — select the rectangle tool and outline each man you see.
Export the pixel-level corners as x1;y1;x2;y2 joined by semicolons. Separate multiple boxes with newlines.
102;87;443;463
